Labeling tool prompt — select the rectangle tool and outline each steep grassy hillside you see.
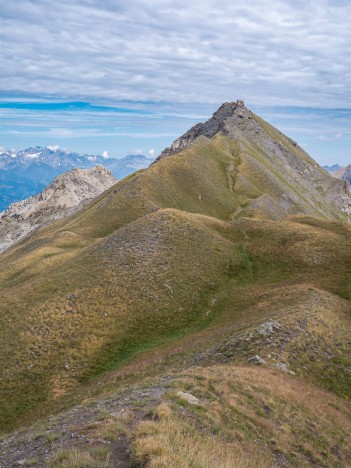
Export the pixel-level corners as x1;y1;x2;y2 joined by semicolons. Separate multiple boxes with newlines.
0;104;350;454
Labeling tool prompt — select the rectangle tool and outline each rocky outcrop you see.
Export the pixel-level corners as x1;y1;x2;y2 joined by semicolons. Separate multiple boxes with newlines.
155;100;249;161
257;320;281;336
0;166;116;252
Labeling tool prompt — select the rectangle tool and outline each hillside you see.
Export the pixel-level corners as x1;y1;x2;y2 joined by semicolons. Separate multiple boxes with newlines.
0;166;116;252
0;101;350;466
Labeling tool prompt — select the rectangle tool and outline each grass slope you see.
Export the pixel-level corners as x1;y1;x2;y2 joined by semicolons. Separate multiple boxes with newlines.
133;365;351;467
1;364;350;467
0;134;350;434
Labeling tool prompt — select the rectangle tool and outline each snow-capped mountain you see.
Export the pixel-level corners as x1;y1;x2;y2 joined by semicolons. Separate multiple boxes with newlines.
0;146;154;210
0;146;92;168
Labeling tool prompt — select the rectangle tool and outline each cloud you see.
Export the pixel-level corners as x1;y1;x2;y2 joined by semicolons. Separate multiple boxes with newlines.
0;0;351;107
317;132;344;142
148;148;155;156
47;144;60;150
1;1;351;164
102;150;109;158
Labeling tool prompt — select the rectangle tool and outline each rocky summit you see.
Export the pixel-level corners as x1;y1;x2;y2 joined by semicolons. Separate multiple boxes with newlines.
156;100;249;160
0;102;350;467
0;165;116;252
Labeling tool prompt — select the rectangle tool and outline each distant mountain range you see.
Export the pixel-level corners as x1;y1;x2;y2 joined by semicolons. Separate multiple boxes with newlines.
322;163;351;185
323;164;342;173
0;146;154;210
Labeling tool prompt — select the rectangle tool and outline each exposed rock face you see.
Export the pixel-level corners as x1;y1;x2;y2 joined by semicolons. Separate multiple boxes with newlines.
155;100;351;219
0;166;116;252
331;166;351;209
156;100;249;161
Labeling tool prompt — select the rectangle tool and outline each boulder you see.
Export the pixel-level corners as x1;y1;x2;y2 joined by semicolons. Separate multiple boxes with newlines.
248;355;267;365
176;391;201;405
275;363;295;375
257;320;281;335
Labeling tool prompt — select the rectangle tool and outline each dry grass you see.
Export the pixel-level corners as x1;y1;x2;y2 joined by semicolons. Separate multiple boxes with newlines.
134;403;271;468
80;411;132;442
133;365;351;467
49;446;110;468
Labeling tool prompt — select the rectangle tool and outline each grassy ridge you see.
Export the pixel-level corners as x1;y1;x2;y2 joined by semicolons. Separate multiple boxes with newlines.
133;365;351;467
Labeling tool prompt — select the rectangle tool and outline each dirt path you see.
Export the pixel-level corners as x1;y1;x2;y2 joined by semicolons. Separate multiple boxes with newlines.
225;144;251;220
0;385;166;467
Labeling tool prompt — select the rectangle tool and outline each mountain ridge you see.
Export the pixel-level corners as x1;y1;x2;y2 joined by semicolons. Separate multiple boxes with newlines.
323;163;343;173
0;165;116;252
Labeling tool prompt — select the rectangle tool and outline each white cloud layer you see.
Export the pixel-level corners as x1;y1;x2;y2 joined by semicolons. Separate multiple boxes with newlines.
47;144;60;151
1;0;351;107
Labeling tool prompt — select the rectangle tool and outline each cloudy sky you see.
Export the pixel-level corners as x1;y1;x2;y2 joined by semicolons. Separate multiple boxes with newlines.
1;0;351;164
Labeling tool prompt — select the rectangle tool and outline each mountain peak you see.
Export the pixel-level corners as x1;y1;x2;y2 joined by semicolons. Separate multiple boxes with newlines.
213;99;246;116
0;166;116;252
154;101;351;219
155;100;256;161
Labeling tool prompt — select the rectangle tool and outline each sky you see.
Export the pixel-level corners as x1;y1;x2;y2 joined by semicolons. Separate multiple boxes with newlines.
1;0;351;164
